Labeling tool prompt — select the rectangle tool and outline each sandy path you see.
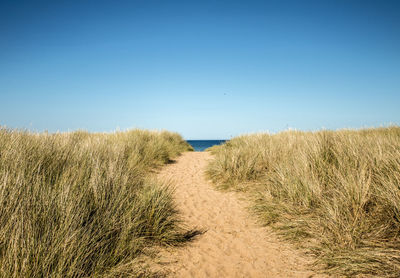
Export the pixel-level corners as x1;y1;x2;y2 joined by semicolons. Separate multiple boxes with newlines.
157;152;322;278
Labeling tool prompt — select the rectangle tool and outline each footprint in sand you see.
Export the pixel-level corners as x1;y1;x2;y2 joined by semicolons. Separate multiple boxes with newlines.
157;152;326;278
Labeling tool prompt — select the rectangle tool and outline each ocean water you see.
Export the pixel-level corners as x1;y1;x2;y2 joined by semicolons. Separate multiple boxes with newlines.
186;140;227;152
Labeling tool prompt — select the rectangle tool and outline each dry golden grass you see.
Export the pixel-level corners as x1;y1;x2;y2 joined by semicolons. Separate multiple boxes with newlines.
0;127;193;277
207;126;400;277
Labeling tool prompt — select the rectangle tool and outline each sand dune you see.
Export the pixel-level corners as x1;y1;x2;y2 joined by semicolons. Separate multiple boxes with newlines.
157;152;323;278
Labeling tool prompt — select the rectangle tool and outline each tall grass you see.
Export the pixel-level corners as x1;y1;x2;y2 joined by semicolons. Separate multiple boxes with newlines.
207;127;400;277
0;128;193;277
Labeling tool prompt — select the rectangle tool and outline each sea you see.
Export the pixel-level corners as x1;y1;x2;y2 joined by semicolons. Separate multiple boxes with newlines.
186;140;227;152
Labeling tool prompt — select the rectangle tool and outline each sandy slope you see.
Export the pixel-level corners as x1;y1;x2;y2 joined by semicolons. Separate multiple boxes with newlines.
157;152;323;278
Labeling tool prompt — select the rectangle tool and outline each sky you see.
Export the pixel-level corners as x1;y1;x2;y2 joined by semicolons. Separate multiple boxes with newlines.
0;0;399;139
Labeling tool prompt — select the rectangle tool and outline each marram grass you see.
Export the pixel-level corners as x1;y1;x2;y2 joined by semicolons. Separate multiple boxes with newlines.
207;126;400;277
0;128;193;277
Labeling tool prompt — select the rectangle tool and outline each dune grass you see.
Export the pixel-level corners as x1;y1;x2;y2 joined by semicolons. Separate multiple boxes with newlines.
207;126;400;277
0;127;193;277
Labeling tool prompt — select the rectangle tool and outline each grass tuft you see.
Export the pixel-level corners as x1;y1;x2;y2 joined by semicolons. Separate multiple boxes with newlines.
207;126;400;277
0;127;193;277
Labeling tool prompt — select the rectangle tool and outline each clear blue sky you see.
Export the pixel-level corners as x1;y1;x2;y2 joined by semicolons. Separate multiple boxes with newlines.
1;0;399;139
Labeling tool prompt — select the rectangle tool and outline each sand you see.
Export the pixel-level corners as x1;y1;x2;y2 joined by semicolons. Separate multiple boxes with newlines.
157;152;324;278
